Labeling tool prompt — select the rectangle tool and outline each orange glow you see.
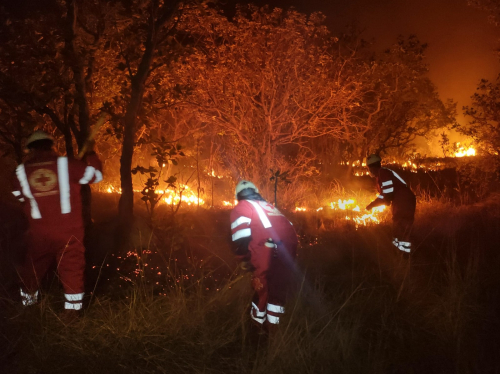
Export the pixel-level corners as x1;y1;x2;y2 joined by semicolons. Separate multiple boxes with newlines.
454;143;476;157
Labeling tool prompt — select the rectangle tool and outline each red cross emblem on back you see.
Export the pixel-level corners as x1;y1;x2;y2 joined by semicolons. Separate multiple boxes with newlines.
29;168;58;192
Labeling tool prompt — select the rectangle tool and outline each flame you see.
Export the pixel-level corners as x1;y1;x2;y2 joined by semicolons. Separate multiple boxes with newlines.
103;184;204;206
294;198;387;227
454;143;476;157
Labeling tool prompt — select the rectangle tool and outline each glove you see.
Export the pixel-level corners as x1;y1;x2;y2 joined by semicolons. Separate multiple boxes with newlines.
366;202;374;211
240;261;255;272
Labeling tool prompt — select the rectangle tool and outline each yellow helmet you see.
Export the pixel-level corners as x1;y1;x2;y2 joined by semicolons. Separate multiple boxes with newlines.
26;130;54;148
366;154;382;166
235;180;258;197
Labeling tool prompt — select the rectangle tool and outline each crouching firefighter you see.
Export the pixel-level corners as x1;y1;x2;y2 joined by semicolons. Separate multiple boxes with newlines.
365;154;416;254
11;130;103;320
230;181;298;329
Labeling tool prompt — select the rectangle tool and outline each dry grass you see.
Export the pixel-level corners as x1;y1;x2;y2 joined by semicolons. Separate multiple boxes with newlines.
1;194;500;373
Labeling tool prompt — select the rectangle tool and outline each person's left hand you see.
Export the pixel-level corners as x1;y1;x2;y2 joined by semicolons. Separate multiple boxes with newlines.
240;261;255;272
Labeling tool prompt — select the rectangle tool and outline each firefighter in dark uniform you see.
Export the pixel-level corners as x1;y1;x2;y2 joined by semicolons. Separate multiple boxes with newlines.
365;154;416;253
230;180;298;328
11;130;103;320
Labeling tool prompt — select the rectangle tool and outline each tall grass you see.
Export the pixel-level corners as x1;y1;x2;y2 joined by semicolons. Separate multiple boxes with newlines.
2;196;500;373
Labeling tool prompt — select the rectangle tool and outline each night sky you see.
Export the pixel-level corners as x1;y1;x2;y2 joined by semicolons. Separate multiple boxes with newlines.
3;0;499;125
241;0;500;126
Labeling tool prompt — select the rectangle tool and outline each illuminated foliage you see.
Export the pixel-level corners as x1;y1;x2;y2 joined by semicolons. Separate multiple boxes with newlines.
461;76;500;156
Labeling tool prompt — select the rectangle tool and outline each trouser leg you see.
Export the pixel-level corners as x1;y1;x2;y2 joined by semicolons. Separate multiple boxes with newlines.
17;233;55;305
393;216;414;253
266;241;297;325
55;228;86;310
250;274;268;325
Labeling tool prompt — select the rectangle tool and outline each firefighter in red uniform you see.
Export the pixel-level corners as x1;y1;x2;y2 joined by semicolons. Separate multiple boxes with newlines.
365;154;416;254
230;180;298;328
11;130;103;318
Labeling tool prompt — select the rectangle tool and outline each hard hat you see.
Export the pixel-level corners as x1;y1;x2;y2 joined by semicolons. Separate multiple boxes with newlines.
235;180;258;197
26;130;54;148
366;154;382;166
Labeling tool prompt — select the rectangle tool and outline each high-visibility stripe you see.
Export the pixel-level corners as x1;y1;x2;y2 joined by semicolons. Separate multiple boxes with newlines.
252;302;266;317
12;191;21;196
267;314;280;324
246;200;272;228
16;165;42;219
64;302;83;310
65;293;84;301
19;198;25;202
377;195;384;199
382;180;393;187
251;302;266;324
79;166;96;184
94;170;103;183
20;289;39;306
389;169;407;185
57;157;71;214
231;216;251;229
267;303;285;314
232;228;251;241
382;187;394;193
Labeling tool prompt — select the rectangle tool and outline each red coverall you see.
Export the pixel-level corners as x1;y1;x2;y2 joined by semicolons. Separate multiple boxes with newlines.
230;199;298;326
368;167;416;253
12;151;103;310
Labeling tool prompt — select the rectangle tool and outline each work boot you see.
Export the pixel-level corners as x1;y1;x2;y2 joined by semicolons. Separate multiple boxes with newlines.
58;309;81;326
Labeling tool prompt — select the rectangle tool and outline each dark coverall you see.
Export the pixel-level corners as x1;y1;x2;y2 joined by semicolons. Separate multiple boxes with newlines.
230;198;298;326
367;167;416;253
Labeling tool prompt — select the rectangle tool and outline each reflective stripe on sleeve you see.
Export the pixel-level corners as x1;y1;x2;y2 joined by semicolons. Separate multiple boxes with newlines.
382;187;394;193
381;180;393;187
246;200;272;228
16;165;41;219
231;216;251;229
232;228;251;241
377;195;384;199
267;303;285;314
12;191;21;196
79;166;96;184
57;157;71;214
93;170;103;183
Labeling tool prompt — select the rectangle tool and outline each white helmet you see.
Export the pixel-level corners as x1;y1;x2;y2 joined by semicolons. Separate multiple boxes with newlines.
26;130;54;148
235;180;258;197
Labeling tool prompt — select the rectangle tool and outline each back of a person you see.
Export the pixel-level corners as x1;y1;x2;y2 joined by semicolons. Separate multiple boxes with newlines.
21;153;85;229
239;199;297;252
378;167;416;222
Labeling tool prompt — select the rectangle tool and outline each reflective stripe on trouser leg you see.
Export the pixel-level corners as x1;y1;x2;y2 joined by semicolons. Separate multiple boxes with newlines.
250;302;266;324
20;289;39;306
392;238;399;249
397;241;411;253
266;303;285;325
64;292;84;310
